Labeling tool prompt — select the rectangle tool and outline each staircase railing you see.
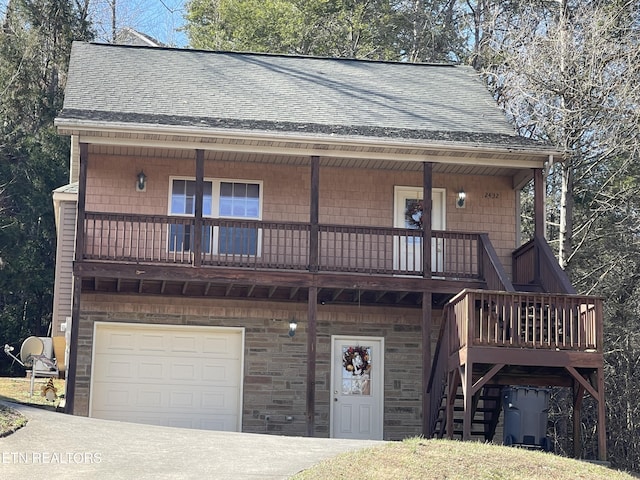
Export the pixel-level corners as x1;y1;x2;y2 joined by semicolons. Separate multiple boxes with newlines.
513;234;576;294
479;233;515;292
426;309;451;437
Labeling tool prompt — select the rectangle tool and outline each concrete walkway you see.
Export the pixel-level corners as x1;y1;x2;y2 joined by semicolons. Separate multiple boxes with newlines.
0;402;384;479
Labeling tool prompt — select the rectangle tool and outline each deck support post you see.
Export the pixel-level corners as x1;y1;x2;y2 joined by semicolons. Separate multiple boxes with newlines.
309;156;319;272
423;162;433;276
534;168;545;239
596;367;607;461
573;382;585;458
422;292;432;436
461;364;473;441
306;286;317;437
66;142;89;415
193;149;204;267
446;368;459;439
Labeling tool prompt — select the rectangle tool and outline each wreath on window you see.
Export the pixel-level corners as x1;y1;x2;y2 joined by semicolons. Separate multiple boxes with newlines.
343;346;371;376
405;200;424;229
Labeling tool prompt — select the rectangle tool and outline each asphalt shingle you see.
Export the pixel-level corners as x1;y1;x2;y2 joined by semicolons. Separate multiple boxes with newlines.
59;42;529;146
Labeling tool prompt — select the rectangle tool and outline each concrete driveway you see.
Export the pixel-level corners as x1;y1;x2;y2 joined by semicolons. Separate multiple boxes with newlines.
0;402;384;479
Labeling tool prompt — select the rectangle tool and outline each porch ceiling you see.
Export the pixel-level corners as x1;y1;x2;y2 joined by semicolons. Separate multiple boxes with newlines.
71;130;551;179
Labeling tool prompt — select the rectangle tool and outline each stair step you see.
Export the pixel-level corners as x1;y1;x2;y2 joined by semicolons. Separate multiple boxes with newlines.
453;429;488;436
453;406;500;413
452;418;493;425
452;393;502;401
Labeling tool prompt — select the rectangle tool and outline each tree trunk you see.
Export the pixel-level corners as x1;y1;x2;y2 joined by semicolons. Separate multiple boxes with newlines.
558;162;573;269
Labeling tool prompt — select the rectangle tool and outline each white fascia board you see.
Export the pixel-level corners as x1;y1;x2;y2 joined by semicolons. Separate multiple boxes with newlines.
54;118;559;169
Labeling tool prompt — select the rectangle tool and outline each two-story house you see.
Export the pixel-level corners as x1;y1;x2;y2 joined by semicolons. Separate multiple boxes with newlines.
52;42;606;460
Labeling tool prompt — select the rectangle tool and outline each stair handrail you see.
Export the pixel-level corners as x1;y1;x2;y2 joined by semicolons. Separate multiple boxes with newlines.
479;233;515;292
534;234;576;294
426;308;451;437
512;234;576;294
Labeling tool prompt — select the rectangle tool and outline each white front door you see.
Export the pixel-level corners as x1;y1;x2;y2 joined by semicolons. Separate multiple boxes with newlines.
330;336;384;440
393;186;446;273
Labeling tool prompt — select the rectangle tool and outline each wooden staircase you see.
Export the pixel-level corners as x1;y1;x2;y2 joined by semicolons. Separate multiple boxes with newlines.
432;383;502;441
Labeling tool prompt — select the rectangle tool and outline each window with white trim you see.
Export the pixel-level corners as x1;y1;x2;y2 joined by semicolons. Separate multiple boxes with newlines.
217;181;261;255
168;178;262;256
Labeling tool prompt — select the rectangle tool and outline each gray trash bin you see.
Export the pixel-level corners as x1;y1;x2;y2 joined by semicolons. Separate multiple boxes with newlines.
502;387;551;451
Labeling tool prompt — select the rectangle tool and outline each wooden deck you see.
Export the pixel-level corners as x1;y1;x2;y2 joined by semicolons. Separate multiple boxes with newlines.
75;212;517;307
427;289;606;460
81;212;497;278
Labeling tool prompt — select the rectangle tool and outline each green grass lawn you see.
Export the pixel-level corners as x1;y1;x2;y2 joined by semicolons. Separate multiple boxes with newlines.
0;376;64;436
292;437;636;480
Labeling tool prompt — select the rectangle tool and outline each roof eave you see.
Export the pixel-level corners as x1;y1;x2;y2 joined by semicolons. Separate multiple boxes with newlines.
54;117;564;168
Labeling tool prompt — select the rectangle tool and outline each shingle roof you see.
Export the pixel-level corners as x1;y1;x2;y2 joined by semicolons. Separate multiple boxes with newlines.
58;42;542;149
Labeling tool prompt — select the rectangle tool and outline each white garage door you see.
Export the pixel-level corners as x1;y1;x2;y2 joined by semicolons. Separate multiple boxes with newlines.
90;322;244;431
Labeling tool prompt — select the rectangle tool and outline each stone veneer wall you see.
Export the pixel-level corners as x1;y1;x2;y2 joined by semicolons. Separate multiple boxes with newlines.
74;293;440;440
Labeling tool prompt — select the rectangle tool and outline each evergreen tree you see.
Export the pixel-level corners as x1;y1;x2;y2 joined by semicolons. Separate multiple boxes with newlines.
184;0;464;61
0;0;92;374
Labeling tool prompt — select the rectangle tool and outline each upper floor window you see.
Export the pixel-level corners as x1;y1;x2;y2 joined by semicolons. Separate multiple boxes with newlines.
217;181;261;256
168;178;262;255
171;179;213;216
219;182;260;218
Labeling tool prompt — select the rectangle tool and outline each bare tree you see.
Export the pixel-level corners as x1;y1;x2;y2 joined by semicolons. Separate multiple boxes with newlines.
87;0;186;46
479;0;640;268
473;0;640;466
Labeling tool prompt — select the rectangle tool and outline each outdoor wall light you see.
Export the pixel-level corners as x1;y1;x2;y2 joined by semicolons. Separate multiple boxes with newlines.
288;319;298;337
457;189;466;208
136;170;147;192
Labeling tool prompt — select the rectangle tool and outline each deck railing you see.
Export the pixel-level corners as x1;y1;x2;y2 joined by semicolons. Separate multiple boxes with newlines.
447;289;603;354
82;212;500;279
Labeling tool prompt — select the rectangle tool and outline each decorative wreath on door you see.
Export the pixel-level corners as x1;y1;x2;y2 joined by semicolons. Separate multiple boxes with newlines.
343;346;371;376
405;200;424;229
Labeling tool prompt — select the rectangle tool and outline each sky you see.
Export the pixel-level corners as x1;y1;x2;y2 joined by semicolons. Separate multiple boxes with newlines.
0;0;189;48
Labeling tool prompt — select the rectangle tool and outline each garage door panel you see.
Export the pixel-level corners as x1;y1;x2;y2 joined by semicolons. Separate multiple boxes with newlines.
170;334;198;353
106;360;134;378
93;354;167;380
91;323;243;432
105;389;130;406
96;332;136;352
138;361;165;379
202;335;241;355
92;382;240;410
138;333;167;352
170;362;197;381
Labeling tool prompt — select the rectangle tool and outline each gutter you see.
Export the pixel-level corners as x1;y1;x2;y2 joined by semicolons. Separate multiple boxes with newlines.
54;118;563;168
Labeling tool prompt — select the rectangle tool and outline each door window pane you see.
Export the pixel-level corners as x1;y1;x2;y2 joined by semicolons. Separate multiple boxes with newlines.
341;346;371;396
405;198;422;229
